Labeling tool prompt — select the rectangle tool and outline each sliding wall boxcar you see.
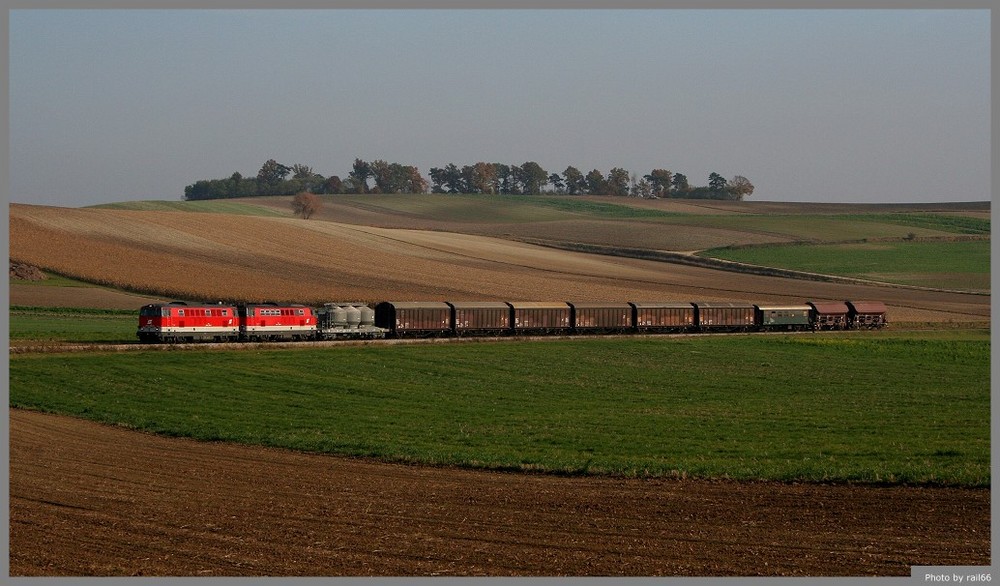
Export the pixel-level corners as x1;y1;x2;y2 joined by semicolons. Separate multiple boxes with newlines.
448;301;512;335
629;302;696;332
508;302;572;334
693;302;756;331
568;302;633;332
374;301;452;336
807;301;850;330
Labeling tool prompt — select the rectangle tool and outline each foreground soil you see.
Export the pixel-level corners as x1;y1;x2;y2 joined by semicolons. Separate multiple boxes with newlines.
10;409;989;577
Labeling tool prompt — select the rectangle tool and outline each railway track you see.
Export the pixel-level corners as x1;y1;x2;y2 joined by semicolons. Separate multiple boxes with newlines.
9;329;837;355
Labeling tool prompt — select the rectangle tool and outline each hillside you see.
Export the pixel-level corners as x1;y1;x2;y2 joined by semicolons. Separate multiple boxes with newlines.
9;198;990;324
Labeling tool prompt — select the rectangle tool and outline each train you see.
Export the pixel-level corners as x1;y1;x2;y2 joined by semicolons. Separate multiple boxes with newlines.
136;299;887;344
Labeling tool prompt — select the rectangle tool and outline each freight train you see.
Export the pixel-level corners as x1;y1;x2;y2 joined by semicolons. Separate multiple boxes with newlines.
136;299;887;344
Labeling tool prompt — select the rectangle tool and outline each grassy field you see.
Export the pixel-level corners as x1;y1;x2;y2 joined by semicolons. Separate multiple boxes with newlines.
91;199;286;216
10;331;989;486
701;240;990;290
9;306;136;343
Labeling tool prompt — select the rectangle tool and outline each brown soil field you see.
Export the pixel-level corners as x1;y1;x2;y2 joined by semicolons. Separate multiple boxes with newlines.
10;409;990;577
8;200;991;577
8;203;990;323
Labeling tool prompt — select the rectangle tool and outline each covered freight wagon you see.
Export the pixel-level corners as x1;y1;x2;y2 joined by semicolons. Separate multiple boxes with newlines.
448;301;511;335
374;301;452;336
568;302;633;332
629;302;696;332
807;301;850;330
508;302;572;333
846;300;888;329
693;302;756;331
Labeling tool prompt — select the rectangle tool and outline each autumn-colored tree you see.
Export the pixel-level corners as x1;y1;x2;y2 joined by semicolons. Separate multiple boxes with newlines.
291;192;322;219
728;175;755;200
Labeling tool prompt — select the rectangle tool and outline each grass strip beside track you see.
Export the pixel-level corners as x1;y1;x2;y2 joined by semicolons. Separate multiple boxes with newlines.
10;332;989;486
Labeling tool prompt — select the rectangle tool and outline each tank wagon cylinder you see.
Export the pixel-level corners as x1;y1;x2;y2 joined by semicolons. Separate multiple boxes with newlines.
359;305;375;327
329;305;348;327
345;305;362;329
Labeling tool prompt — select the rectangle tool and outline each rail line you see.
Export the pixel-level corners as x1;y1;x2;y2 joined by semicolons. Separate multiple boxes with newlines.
10;329;836;355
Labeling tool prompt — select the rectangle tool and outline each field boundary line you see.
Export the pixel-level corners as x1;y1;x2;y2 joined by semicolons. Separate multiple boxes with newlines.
517;238;990;296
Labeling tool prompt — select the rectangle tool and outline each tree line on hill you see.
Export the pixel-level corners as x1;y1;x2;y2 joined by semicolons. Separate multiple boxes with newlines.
183;158;754;201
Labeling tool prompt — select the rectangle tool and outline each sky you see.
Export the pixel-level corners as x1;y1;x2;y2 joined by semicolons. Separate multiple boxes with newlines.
7;8;992;206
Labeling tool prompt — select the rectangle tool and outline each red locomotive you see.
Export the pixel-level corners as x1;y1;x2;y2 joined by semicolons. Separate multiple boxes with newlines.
137;301;239;343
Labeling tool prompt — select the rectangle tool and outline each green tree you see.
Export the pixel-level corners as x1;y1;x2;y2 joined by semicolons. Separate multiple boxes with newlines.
517;161;548;194
562;166;586;195
349;158;372;194
671;172;689;194
257;159;291;186
606;167;631;196
708;172;727;191
644;169;672;198
585;169;607;195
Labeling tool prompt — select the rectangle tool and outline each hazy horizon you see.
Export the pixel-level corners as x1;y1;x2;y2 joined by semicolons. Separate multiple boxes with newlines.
9;9;991;207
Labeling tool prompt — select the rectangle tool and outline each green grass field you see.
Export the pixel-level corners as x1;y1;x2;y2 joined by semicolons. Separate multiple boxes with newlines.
700;240;990;290
91;199;286;216
9;307;136;343
10;332;989;486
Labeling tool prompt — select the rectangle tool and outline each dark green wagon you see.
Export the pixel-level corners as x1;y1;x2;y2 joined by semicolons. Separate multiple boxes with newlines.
753;304;813;331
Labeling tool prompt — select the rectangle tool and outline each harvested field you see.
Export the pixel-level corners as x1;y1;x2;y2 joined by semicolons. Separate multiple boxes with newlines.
7;203;990;323
8;199;991;577
10;409;989;577
10;283;165;310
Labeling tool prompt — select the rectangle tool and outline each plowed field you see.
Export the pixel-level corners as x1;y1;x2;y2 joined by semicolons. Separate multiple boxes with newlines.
8;200;991;577
10;409;989;577
7;203;990;322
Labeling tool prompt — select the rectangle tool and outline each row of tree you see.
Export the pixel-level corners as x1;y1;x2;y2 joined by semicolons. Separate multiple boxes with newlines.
184;158;754;201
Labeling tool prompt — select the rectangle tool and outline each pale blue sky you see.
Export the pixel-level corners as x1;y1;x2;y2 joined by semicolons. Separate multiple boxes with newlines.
8;9;991;206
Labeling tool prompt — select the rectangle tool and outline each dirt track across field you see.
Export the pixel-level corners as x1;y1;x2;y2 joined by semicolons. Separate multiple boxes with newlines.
10;409;989;577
